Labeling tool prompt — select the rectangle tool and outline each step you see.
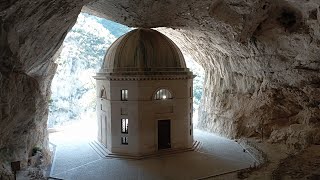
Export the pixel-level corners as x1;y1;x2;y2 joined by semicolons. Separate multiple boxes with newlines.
89;140;201;160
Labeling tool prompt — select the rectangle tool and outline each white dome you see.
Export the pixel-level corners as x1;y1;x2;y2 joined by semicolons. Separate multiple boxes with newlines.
101;28;187;72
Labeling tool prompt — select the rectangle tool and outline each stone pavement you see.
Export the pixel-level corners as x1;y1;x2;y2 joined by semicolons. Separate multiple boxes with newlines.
49;129;256;180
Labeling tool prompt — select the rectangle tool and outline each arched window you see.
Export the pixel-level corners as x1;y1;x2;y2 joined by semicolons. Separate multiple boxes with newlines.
154;89;172;100
100;88;106;98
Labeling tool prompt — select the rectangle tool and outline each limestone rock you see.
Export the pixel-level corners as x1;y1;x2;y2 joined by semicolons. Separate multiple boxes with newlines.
0;0;87;173
0;0;320;177
155;0;320;152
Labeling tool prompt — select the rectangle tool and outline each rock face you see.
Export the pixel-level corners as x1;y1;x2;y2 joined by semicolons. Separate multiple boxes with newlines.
156;0;320;152
0;0;320;174
0;0;87;168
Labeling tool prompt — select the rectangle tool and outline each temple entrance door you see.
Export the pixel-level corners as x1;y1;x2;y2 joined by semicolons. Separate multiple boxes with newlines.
158;120;171;150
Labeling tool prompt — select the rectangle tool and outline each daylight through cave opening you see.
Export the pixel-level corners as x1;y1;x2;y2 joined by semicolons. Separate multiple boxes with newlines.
48;13;130;133
2;1;320;178
47;13;205;135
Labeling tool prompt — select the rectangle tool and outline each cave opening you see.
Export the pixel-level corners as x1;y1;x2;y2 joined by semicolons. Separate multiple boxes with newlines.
48;13;214;178
2;1;320;179
47;12;204;142
47;13;130;133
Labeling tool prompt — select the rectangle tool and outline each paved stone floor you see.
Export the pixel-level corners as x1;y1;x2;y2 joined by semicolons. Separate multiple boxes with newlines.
49;125;256;180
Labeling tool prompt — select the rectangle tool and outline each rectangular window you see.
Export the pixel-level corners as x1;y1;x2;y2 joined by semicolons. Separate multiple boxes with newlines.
121;137;128;145
100;104;102;110
190;129;192;136
121;118;128;134
121;108;128;115
190;86;192;97
121;89;128;101
190;113;192;125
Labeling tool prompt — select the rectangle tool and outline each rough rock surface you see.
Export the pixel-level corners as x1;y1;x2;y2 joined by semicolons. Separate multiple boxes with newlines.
0;0;88;170
272;146;320;179
156;0;320;152
0;0;320;177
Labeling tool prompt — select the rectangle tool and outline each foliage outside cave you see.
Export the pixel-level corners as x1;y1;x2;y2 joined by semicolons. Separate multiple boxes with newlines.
48;13;204;128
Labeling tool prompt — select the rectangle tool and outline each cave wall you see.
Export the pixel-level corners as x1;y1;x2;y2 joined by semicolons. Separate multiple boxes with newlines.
0;0;88;169
158;0;320;151
0;0;320;174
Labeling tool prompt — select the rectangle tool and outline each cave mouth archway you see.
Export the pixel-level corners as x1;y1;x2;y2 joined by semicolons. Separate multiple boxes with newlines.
47;12;205;138
3;1;320;179
47;13;130;137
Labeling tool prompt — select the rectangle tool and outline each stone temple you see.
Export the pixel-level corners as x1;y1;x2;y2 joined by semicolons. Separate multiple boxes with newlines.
2;0;320;179
94;28;194;156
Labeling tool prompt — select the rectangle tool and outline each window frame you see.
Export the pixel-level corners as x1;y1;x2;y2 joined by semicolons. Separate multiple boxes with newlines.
121;89;128;101
121;108;128;115
121;137;128;145
189;86;192;97
100;87;106;98
154;88;173;100
121;118;128;134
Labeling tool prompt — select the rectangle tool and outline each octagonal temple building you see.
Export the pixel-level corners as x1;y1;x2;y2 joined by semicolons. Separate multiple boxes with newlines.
94;28;194;157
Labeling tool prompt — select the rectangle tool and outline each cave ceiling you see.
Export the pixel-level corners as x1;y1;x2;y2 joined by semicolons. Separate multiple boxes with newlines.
0;0;319;174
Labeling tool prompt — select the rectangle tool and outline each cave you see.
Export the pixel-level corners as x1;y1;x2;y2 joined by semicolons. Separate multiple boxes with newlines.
1;0;320;179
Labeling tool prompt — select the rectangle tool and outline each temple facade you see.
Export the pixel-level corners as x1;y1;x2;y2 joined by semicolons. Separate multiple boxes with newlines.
94;28;194;156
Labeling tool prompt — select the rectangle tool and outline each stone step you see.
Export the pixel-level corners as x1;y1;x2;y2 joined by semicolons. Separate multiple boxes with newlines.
89;140;201;160
47;177;64;180
88;141;109;158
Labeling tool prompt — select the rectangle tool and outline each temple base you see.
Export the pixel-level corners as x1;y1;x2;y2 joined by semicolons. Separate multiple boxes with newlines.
90;140;200;160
